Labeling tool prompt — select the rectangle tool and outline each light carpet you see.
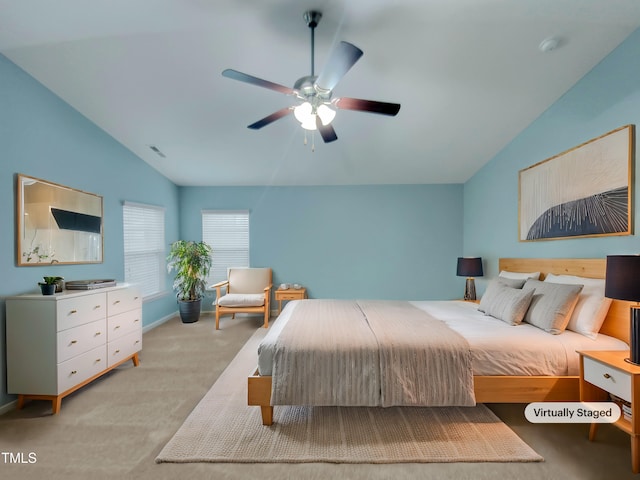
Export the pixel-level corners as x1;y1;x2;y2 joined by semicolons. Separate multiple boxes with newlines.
156;326;543;464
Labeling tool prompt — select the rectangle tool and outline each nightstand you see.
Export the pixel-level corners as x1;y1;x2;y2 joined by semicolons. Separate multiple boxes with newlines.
579;350;640;473
275;287;307;315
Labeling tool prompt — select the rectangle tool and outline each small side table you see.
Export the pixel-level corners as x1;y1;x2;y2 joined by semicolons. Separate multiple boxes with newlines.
275;287;307;315
579;350;640;473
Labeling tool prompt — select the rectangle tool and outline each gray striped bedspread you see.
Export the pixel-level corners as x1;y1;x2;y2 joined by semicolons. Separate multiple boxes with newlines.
270;299;476;407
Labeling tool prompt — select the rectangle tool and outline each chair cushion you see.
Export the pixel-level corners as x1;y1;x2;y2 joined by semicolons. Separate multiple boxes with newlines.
217;293;265;307
228;268;271;294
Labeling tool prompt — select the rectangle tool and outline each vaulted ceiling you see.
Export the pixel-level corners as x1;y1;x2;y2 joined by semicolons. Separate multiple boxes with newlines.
3;1;640;186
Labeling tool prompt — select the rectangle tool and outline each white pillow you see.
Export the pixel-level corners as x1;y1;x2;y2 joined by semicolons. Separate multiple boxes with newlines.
499;270;541;281
543;273;612;339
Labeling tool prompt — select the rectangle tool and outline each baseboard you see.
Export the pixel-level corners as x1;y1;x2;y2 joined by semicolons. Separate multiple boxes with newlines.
0;399;17;416
143;311;178;333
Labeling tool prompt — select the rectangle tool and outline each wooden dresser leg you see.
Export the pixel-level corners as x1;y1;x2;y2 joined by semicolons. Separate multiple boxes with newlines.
51;396;62;415
16;395;25;410
132;353;140;367
588;423;598;441
632;435;640;474
260;406;273;426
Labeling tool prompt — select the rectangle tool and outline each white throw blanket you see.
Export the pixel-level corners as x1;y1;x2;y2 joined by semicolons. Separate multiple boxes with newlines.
270;299;475;407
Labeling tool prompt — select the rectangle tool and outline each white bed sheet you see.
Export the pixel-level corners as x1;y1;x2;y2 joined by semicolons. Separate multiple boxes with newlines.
258;300;628;376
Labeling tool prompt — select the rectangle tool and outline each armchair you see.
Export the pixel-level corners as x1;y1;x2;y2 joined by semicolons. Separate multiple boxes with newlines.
211;268;272;330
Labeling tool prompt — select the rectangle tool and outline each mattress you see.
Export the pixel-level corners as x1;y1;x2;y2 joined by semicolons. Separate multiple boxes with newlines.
258;300;628;377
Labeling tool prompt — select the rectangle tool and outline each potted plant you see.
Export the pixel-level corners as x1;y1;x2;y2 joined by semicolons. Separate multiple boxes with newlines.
38;276;58;295
167;240;213;323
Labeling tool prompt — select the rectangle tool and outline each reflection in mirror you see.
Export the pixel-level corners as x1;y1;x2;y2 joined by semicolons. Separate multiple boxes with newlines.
17;174;103;265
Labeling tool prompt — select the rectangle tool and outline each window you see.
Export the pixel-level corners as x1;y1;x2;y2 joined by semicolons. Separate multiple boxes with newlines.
202;210;249;285
123;201;165;299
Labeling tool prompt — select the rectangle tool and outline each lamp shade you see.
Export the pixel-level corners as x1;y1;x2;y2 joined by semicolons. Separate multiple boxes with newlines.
605;255;640;301
457;257;483;277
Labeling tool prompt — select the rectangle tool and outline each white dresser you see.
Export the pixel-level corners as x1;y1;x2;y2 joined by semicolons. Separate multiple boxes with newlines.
6;284;142;414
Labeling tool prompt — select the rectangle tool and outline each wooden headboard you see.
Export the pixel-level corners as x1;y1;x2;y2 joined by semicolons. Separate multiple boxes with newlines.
499;258;630;344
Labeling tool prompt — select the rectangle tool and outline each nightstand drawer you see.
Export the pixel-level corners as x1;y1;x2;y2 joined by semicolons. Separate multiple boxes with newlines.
277;292;304;300
583;356;632;402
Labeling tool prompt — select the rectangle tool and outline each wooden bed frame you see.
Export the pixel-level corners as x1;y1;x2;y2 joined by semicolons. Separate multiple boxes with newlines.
248;258;631;425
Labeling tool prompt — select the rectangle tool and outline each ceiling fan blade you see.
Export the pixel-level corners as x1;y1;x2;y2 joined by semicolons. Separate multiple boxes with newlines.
314;41;363;93
316;116;338;143
335;97;401;116
222;69;296;96
248;107;293;130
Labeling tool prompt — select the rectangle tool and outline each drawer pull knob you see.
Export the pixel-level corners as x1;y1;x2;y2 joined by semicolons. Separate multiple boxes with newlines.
603;373;612;379
96;358;101;363
94;305;101;309
114;325;121;329
134;319;140;322
70;340;78;344
95;332;101;336
113;300;121;305
70;309;77;314
71;370;77;375
134;296;139;300
114;349;120;354
135;340;140;344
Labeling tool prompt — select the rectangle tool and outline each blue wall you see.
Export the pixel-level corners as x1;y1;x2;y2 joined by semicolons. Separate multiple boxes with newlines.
0;55;181;407
179;184;464;305
464;28;640;287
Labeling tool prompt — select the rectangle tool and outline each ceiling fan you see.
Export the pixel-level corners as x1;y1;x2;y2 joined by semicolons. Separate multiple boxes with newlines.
222;10;401;145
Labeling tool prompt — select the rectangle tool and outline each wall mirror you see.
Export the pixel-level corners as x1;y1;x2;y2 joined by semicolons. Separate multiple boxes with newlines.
16;174;103;265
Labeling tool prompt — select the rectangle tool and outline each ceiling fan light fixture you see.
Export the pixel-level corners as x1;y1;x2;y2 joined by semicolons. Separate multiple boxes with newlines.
300;117;317;131
294;102;336;130
294;101;313;124
317;104;336;125
294;102;317;130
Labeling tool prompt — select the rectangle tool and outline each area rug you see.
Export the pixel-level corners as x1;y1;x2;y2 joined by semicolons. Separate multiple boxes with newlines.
156;327;543;464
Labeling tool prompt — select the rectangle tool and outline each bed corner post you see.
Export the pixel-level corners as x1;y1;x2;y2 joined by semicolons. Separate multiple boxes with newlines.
248;370;275;425
260;406;274;425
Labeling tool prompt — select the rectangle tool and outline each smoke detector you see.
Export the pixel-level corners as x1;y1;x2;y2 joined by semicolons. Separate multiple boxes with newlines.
539;36;560;53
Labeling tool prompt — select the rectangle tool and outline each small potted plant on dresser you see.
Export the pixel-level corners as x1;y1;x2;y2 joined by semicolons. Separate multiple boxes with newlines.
167;240;213;323
38;276;58;295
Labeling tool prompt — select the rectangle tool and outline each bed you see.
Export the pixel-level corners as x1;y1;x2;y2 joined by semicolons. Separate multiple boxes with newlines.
248;258;632;425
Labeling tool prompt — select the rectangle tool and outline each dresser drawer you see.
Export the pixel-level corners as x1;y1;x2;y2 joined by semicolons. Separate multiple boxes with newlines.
107;330;142;368
57;319;107;363
107;288;142;316
57;345;107;393
56;293;107;331
583;356;632;402
107;309;142;341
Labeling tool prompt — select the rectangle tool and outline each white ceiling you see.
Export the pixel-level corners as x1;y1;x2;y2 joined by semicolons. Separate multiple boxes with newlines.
2;0;640;186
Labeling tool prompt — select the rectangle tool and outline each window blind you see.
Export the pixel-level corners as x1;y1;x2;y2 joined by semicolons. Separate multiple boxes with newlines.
202;210;249;285
123;202;165;298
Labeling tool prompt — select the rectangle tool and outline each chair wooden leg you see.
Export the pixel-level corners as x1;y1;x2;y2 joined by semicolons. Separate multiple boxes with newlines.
263;309;269;328
215;308;220;330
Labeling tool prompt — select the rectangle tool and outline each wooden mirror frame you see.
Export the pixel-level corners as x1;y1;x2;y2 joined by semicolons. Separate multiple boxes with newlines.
16;174;104;266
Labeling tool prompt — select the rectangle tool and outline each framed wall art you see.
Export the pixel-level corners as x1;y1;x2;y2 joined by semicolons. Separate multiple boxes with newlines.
519;124;634;241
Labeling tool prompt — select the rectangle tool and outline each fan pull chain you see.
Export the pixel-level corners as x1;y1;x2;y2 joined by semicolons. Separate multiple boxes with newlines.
303;130;308;146
311;131;315;152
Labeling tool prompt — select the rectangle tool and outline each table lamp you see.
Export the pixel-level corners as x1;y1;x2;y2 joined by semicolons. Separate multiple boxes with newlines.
605;255;640;365
457;257;483;301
